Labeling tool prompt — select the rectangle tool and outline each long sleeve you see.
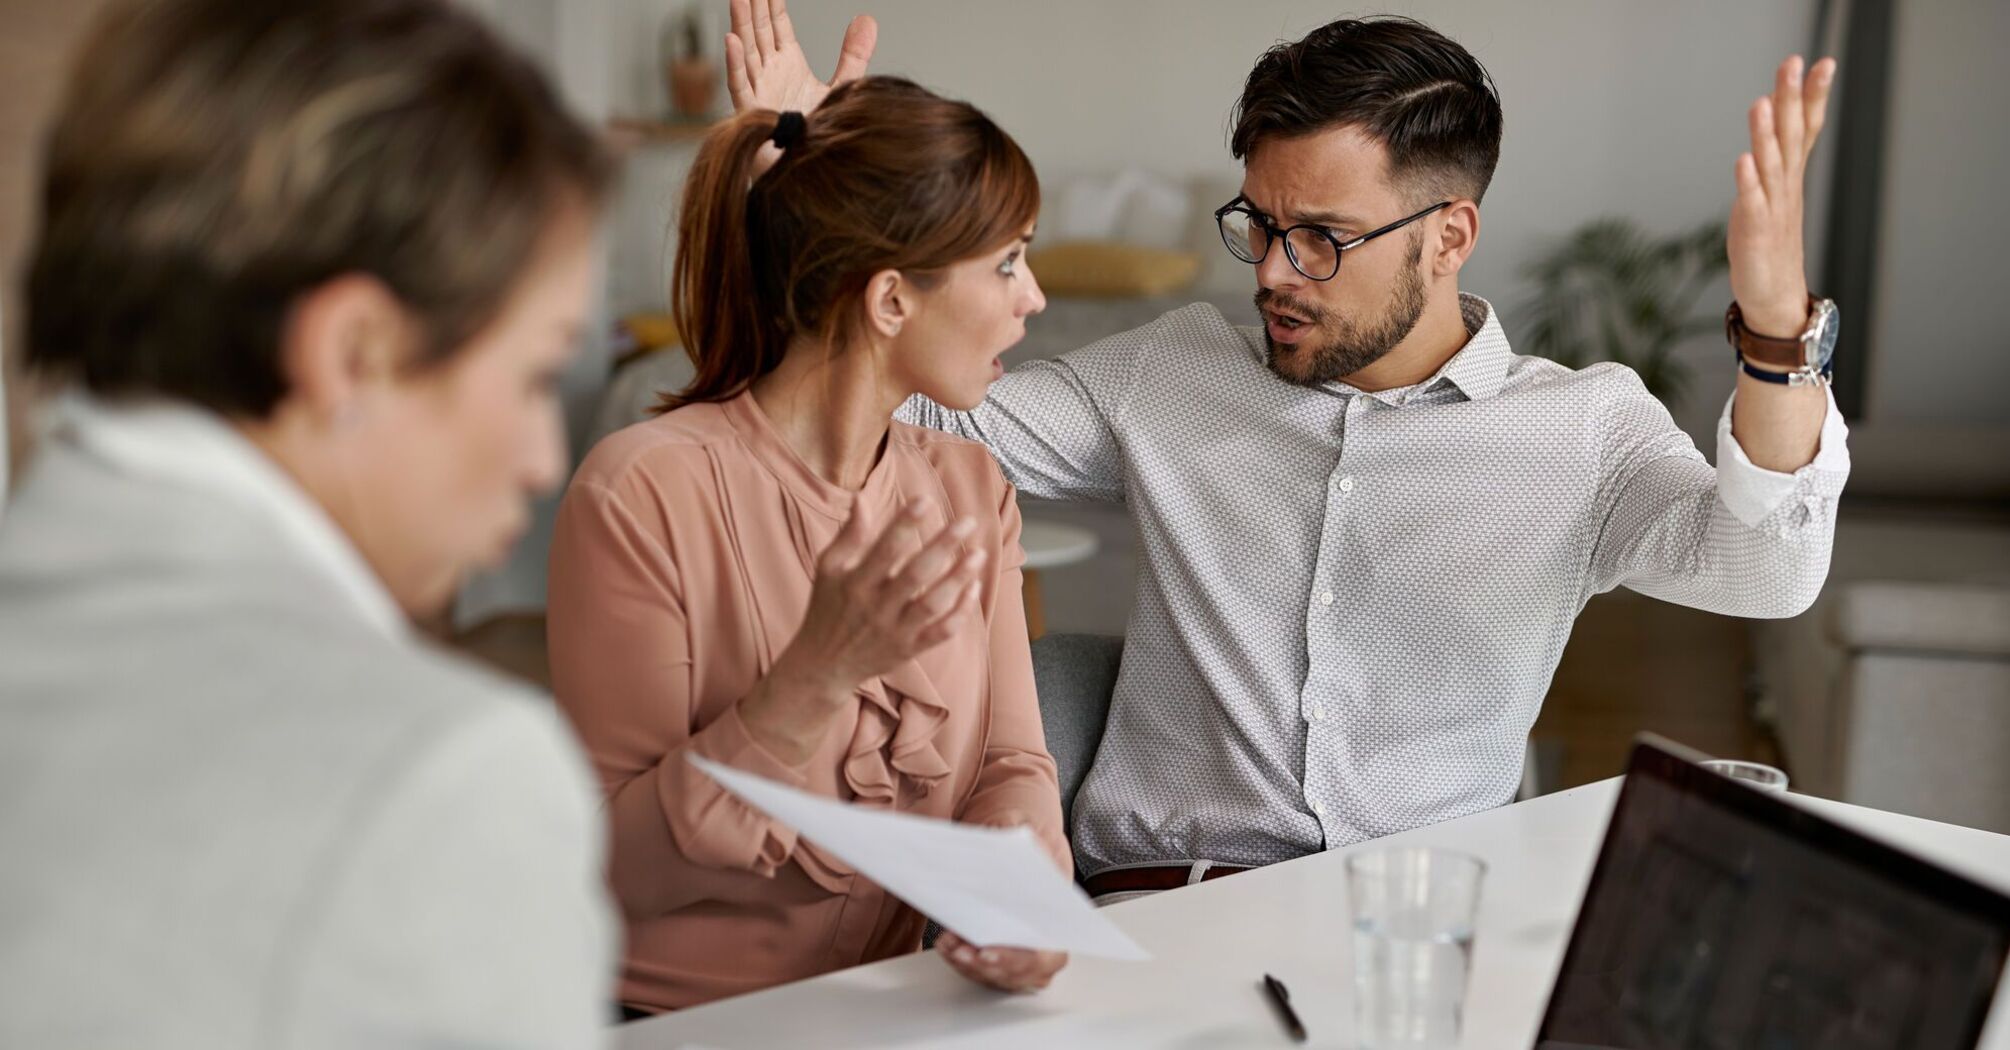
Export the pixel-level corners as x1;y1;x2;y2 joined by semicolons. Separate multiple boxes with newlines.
1588;376;1850;618
282;702;614;1050
547;479;813;921
896;311;1156;504
954;479;1072;876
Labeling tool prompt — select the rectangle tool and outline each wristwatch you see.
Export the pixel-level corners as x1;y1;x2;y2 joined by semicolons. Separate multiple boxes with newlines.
1725;296;1840;387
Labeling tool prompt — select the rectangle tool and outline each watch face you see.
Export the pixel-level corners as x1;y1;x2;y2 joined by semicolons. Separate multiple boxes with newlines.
1806;299;1840;371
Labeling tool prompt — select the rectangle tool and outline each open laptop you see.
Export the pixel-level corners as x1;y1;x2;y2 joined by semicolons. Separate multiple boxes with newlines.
1535;735;2010;1050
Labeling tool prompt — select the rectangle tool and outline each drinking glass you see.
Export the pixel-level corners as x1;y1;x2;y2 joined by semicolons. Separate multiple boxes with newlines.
1699;758;1789;793
1347;847;1487;1049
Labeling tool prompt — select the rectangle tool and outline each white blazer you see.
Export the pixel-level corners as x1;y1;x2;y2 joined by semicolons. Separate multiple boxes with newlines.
0;399;615;1048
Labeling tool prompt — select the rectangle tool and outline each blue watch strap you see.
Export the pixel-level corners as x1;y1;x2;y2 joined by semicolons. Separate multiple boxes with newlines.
1736;351;1831;385
1738;356;1794;384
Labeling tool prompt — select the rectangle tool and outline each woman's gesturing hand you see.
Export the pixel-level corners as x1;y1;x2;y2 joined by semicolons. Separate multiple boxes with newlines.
780;500;985;693
741;500;986;765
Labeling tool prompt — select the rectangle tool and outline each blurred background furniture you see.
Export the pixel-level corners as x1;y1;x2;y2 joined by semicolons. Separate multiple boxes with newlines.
1020;520;1098;639
1753;422;2010;833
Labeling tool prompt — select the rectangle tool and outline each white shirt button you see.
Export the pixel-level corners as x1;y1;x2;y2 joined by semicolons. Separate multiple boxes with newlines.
1318;590;1335;606
1311;799;1326;817
1337;476;1356;493
1310;704;1326;722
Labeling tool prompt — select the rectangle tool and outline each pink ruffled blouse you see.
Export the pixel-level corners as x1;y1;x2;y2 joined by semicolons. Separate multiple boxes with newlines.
547;390;1068;1012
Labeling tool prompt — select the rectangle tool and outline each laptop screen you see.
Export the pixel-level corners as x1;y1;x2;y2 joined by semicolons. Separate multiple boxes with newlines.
1535;738;2010;1050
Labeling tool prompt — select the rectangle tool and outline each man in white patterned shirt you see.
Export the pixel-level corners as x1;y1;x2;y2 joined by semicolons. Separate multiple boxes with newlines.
732;6;1848;894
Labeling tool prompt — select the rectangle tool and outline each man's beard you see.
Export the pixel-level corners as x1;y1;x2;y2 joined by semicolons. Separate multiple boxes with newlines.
1256;234;1429;387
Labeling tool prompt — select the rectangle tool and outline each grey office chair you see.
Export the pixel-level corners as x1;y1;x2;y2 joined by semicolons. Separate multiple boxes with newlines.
1027;632;1125;823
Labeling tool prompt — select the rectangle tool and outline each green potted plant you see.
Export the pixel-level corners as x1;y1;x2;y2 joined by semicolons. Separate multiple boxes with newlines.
1517;217;1728;406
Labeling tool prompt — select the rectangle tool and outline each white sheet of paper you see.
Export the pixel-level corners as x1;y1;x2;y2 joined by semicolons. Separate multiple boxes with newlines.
689;755;1150;961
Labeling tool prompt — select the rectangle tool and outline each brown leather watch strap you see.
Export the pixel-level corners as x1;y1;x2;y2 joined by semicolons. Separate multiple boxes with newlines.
1725;298;1812;370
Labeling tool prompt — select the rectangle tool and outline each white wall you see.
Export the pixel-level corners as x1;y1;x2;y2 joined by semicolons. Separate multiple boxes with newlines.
776;0;1809;300
1868;0;2010;425
609;0;1824;441
770;0;2010;430
468;0;2003;623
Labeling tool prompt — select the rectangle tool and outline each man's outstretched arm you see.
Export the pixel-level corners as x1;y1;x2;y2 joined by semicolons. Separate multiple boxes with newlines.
895;354;1133;504
1724;55;1837;469
1592;55;1850;618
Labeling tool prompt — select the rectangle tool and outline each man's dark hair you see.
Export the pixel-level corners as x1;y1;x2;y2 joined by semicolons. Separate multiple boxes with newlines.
25;0;616;418
1230;15;1503;205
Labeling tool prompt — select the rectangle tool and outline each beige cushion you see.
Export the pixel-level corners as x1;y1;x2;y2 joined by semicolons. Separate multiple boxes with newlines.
1839;423;2010;501
1829;580;2010;656
1027;240;1201;298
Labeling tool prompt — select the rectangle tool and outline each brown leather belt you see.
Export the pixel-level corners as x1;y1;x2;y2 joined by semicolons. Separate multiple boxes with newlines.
1083;862;1251;897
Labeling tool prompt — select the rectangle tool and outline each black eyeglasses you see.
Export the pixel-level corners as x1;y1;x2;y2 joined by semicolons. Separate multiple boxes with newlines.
1214;197;1451;282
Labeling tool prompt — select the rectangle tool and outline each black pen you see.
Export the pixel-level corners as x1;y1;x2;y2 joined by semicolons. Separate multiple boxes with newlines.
1262;972;1308;1043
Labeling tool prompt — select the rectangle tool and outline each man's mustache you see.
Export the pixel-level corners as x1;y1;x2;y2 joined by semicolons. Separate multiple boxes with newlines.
1253;288;1323;324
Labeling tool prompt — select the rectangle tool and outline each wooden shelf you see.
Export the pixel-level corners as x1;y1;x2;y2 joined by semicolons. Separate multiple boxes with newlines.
607;116;719;151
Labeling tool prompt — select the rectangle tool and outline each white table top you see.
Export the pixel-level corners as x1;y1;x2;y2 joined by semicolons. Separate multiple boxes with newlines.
616;781;2010;1049
1018;518;1099;571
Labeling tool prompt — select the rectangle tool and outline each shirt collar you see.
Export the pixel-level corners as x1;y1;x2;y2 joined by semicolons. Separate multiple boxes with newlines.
1437;293;1513;402
1332;292;1513;406
52;395;408;640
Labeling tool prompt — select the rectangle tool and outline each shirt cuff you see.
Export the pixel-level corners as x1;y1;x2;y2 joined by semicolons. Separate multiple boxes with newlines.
664;705;812;875
1714;385;1852;529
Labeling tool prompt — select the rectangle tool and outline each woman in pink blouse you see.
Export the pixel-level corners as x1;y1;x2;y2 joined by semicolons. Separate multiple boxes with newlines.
547;73;1068;1015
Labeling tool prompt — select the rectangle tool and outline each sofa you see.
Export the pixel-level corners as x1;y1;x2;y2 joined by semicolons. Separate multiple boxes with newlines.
1754;421;2010;833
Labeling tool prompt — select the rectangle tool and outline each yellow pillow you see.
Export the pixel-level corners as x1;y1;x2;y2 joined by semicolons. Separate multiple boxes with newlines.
1025;241;1201;298
621;312;681;350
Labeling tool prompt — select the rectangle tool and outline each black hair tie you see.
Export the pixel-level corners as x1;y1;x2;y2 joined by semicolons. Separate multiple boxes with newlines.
771;111;807;150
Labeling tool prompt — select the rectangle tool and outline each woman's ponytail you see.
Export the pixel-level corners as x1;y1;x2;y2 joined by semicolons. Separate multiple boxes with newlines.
654;79;1040;415
659;109;789;411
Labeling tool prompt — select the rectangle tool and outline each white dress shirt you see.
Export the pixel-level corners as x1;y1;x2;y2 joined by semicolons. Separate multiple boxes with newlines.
901;294;1849;875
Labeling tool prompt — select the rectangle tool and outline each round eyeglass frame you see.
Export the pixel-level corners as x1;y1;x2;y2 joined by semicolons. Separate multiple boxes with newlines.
1214;197;1452;282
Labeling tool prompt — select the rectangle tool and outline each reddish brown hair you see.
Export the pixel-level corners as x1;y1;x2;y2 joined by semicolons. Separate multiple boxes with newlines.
662;76;1039;411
